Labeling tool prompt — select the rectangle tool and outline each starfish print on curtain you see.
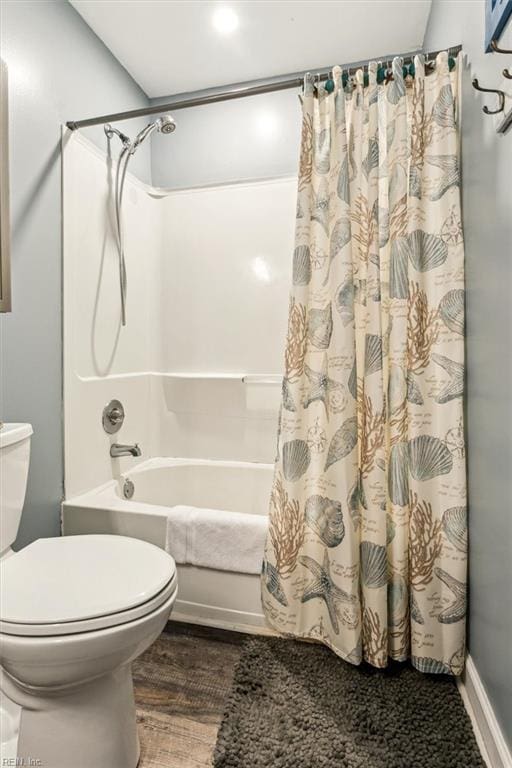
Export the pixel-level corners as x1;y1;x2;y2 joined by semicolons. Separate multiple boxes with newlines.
262;53;467;675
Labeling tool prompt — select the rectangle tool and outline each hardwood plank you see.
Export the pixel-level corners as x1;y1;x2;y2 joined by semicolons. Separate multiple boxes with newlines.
134;622;244;768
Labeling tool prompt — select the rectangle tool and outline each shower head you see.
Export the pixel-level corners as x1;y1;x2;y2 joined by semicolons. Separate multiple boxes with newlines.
130;114;177;153
156;114;177;134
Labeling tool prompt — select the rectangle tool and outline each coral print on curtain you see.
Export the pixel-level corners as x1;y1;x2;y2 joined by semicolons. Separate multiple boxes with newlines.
262;52;467;675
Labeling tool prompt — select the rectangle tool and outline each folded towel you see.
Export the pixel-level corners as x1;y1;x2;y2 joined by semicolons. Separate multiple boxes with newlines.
165;505;268;575
164;506;190;564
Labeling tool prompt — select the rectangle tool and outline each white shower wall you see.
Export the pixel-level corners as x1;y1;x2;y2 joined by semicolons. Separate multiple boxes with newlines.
63;133;296;496
63;133;161;497
159;180;295;374
152;178;295;462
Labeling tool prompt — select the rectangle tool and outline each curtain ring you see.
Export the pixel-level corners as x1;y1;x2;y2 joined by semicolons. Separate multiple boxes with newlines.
302;72;314;96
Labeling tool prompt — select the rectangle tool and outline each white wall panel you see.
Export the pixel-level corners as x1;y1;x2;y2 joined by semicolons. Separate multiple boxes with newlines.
160;177;295;374
63;133;161;380
63;136;297;493
63;134;159;496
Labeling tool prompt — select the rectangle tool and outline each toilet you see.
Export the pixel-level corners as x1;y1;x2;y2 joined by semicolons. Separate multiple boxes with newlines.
0;424;178;768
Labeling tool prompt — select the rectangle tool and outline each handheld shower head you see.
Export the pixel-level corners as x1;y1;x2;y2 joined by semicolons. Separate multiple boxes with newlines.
107;112;176;327
129;114;177;153
156;115;177;134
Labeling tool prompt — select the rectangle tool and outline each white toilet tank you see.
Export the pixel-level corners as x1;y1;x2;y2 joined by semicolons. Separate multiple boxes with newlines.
0;424;33;556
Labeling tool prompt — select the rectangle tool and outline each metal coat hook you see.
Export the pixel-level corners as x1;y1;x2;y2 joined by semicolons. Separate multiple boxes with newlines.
472;78;505;114
491;39;512;54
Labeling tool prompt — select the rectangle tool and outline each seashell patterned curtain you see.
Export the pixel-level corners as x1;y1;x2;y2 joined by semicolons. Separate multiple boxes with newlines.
262;52;467;675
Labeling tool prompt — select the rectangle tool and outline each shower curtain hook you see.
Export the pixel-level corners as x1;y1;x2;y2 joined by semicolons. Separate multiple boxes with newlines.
324;68;336;93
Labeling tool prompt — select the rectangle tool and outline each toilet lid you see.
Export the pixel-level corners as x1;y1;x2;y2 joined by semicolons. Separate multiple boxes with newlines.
0;535;176;627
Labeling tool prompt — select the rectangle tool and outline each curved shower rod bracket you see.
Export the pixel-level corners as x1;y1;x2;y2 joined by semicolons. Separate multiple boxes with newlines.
471;78;505;115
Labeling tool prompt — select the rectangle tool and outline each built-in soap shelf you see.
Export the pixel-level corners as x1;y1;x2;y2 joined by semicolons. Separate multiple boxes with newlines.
159;373;282;417
161;372;282;384
242;375;282;385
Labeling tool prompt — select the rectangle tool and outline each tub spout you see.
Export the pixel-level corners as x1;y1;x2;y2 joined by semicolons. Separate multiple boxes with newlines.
110;443;142;458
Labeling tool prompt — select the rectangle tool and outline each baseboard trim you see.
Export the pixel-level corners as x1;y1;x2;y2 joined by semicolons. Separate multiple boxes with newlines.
457;654;512;768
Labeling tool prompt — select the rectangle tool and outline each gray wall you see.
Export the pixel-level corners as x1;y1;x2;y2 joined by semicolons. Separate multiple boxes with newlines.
0;0;151;548
424;0;512;750
150;88;302;188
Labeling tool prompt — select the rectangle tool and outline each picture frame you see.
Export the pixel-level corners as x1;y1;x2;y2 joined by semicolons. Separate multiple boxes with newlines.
485;0;512;51
0;58;11;313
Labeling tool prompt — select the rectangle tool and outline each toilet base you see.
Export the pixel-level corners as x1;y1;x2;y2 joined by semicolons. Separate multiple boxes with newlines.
4;664;140;768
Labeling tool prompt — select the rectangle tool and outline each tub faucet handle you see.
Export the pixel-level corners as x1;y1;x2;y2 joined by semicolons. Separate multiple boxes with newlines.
102;399;125;434
110;407;123;424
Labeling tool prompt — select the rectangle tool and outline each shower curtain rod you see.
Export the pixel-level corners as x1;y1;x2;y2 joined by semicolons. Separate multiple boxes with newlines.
66;44;462;131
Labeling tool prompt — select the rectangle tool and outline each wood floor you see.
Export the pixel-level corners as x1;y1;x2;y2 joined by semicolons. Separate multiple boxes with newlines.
133;621;245;768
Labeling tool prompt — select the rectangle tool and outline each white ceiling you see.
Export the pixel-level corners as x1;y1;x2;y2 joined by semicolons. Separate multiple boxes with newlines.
70;0;432;98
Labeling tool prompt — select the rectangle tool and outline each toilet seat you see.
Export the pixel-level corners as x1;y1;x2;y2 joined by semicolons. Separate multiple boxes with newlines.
0;534;177;637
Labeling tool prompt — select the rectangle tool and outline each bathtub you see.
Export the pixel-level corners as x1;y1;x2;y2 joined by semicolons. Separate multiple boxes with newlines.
62;457;275;633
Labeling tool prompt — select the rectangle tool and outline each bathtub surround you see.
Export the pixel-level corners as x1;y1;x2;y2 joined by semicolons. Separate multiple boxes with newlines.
213;636;485;768
62;132;294;629
262;53;467;675
0;0;151;550
62;132;295;498
62;133;160;496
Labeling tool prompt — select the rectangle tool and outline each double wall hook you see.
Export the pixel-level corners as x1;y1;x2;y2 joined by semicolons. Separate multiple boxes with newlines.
472;78;505;114
491;39;512;54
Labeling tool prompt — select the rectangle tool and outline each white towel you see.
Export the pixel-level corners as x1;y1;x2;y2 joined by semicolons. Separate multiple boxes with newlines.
165;505;268;575
164;506;190;564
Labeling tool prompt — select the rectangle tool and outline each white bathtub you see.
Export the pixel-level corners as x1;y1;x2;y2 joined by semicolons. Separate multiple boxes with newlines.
62;458;275;633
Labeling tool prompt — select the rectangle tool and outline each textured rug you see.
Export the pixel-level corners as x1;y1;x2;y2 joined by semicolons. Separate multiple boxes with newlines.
213;636;486;768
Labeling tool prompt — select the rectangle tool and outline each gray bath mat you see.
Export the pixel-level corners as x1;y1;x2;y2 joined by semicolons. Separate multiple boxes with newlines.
213;636;485;768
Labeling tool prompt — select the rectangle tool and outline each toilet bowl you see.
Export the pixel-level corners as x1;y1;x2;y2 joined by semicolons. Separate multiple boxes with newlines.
0;425;178;768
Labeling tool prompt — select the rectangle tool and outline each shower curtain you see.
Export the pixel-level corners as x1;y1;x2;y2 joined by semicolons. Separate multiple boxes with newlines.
262;52;466;675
